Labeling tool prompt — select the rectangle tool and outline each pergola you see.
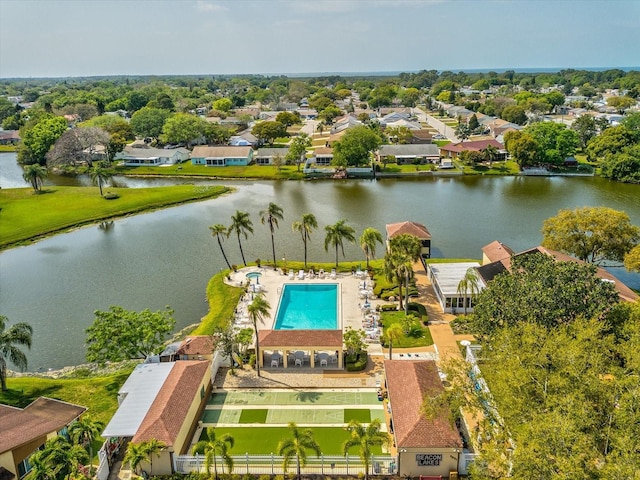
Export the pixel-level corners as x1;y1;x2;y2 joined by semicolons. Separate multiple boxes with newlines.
258;329;343;369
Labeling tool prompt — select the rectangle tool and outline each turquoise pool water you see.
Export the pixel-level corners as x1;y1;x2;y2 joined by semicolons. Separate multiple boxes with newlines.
274;284;338;330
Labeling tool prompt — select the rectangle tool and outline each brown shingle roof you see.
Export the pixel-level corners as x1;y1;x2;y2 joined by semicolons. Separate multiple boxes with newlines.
176;336;213;356
386;221;431;240
482;240;514;264
314;147;334;155
258;329;343;348
132;360;209;446
384;360;461;449
439;139;504;153
191;146;252;158
0;398;86;453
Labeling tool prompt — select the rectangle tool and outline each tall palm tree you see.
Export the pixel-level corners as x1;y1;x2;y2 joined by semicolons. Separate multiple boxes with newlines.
277;422;322;480
68;416;105;476
342;419;390;480
22;163;47;192
324;219;356;269
456;267;481;315
141;438;166;474
483;144;499;167
384;323;403;360
124;442;147;475
260;202;284;269
247;292;271;378
192;427;235;479
360;227;383;270
227;210;254;266
38;436;88;480
210;224;232;270
292;213;318;268
89;161;112;196
28;449;56;480
0;315;33;391
384;250;413;312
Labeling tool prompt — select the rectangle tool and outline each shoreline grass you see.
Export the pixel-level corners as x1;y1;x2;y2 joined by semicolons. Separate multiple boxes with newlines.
0;184;230;249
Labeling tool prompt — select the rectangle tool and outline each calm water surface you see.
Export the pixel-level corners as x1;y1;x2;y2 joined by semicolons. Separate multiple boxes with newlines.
1;153;639;370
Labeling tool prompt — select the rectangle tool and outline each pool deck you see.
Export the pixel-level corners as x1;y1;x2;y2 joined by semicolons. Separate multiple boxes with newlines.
227;266;384;356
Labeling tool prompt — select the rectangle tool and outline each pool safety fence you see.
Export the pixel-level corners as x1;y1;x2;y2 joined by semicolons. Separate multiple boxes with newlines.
174;453;397;476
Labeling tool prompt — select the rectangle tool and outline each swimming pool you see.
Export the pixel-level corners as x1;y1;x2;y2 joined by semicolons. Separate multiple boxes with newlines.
274;284;338;330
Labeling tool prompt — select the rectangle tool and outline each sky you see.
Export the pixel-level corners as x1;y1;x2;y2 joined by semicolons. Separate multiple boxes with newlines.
1;0;639;78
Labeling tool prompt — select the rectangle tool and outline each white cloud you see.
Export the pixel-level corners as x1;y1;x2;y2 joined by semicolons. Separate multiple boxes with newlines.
196;0;228;13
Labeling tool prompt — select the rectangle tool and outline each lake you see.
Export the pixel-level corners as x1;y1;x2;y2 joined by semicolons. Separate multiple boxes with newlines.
1;153;639;371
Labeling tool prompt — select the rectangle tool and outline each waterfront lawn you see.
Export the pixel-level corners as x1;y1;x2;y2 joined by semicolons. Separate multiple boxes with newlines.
116;162;305;180
380;163;437;173
192;271;244;335
461;160;520;175
0;185;229;248
203;427;384;455
380;310;434;348
0;369;132;426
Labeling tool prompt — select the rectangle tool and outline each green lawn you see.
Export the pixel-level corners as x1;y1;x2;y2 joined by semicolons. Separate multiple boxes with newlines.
191;271;244;335
0;368;133;426
115;162;305;179
380;311;433;348
460;160;521;175
203;427;385;455
0;185;229;249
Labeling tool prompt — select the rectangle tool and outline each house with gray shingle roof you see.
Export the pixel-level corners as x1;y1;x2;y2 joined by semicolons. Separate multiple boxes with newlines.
191;145;253;166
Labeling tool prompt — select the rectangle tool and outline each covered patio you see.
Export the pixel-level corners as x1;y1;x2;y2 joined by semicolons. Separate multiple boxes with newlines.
258;329;344;369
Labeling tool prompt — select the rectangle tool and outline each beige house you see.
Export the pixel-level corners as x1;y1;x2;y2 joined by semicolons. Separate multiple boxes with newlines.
0;398;86;479
385;360;462;478
386;221;432;259
102;360;211;475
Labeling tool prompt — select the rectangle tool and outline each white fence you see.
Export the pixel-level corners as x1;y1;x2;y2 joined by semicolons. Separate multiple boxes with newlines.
174;454;396;476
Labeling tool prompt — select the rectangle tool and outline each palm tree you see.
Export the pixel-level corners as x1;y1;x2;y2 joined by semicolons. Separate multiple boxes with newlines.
68;416;105;476
0;315;33;391
482;144;499;167
124;442;147;475
277;422;322;480
342;419;390;480
292;213;318;269
227;210;254;266
384;250;413;312
316;121;324;137
22;163;47;192
210;224;232;270
456;267;481;315
324;219;356;269
260;202;284;269
247;292;271;378
360;227;383;270
89;161;112;196
141;438;166;474
192;427;235;479
38;436;88;480
384;323;403;360
28;449;57;480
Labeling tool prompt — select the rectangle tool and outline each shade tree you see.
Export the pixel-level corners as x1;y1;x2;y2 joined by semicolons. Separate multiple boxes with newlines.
332;125;382;167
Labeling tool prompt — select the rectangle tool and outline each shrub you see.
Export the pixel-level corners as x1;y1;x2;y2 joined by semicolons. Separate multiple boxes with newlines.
379;303;397;312
346;352;368;371
249;353;256;368
103;192;119;200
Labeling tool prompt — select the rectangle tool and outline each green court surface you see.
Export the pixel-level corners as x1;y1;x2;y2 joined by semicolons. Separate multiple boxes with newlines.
203;427;386;455
202;407;385;426
208;390;380;406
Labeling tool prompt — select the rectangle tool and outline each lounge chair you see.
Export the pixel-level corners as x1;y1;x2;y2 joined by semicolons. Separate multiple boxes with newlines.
308;269;314;278
298;269;305;280
318;269;325;278
330;269;336;279
288;270;294;280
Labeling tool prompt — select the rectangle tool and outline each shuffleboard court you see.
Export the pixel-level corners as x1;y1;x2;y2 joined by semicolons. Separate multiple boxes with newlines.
208;389;380;406
203;408;387;427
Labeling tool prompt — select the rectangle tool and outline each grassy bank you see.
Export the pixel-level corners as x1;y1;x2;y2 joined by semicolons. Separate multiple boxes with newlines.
116;162;306;180
0;184;230;249
0;367;133;425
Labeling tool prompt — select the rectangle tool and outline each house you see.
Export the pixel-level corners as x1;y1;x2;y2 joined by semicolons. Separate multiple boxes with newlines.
116;145;190;166
296;109;318;120
407;129;433;144
377;144;440;165
439;139;507;160
386;221;432;259
230;132;258;147
0;398;86;479
312;147;333;165
382;118;422;131
330;115;362;134
0;130;20;145
427;262;483;313
476;242;638;303
102;361;211;475
385;360;463;478
254;147;289;165
191;146;253;166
